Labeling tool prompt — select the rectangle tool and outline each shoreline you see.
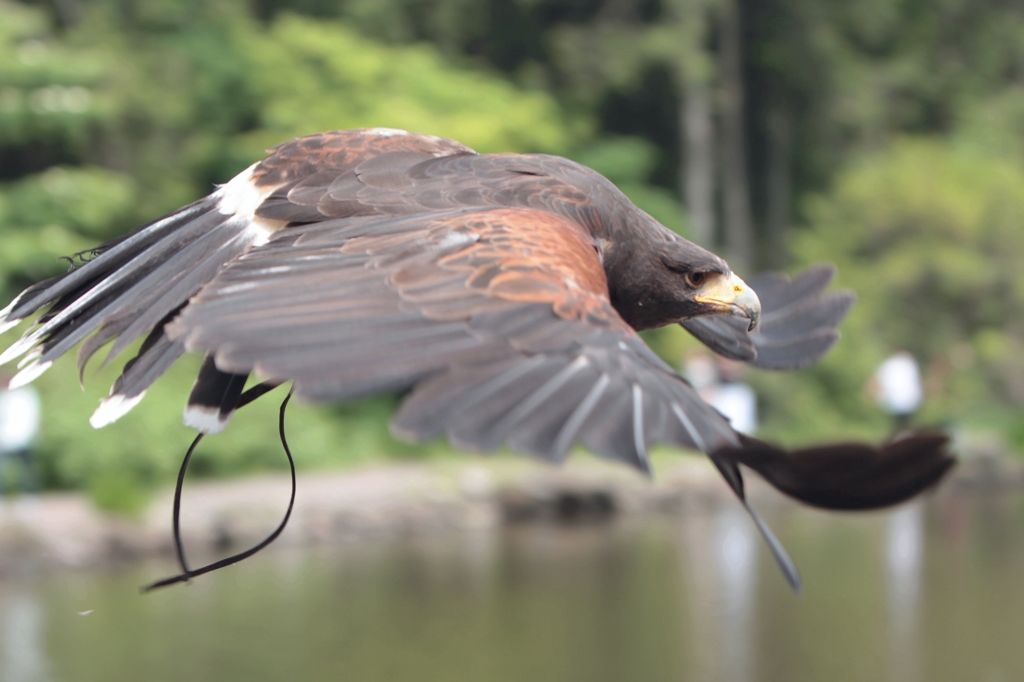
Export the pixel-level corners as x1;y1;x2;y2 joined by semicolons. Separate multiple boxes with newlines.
0;453;1017;577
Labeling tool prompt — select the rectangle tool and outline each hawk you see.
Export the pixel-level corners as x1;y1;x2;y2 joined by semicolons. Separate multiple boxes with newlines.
0;129;953;590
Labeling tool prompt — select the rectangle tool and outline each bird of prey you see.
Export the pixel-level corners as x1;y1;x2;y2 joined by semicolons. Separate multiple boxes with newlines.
0;128;953;590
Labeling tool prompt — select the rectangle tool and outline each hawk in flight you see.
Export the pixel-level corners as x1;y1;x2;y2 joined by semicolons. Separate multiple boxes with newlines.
0;128;953;589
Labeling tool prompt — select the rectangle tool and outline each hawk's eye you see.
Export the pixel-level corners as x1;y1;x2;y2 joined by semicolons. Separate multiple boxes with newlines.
685;271;705;288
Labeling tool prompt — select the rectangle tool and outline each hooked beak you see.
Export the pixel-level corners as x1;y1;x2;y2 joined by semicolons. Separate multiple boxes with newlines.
694;272;762;331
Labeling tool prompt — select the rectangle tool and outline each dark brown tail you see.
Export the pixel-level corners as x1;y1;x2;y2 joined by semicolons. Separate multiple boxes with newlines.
715;432;955;511
709;431;955;593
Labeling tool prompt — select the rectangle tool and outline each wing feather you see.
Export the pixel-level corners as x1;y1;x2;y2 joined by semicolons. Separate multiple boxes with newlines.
167;207;739;467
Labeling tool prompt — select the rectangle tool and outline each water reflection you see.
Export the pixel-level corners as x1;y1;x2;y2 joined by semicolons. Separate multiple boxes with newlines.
679;504;759;682
0;489;1022;682
886;502;923;682
0;588;49;682
714;504;759;682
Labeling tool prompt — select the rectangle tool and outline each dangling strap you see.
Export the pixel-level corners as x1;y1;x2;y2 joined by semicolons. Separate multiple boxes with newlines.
142;383;294;592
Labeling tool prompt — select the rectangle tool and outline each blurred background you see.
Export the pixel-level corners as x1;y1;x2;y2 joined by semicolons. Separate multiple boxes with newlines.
0;0;1023;680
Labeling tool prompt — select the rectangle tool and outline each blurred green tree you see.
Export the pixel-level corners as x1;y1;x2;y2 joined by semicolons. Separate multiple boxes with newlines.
752;138;1024;448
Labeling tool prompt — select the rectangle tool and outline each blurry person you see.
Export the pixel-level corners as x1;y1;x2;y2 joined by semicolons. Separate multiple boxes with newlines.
869;350;922;433
710;358;758;436
685;352;758;435
684;350;718;395
0;371;42;498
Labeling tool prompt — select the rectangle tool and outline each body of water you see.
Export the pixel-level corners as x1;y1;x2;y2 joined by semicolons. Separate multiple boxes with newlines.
1;487;1022;682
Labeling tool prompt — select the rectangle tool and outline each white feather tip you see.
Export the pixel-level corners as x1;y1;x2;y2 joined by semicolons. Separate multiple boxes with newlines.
0;297;21;332
183;404;231;434
90;392;146;429
0;317;20;336
8;360;52;388
0;333;40;367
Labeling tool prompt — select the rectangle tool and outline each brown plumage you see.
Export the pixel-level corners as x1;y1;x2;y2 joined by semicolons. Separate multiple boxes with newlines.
0;128;953;590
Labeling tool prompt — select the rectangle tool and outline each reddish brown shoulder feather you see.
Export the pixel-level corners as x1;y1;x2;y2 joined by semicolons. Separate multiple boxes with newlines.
357;208;629;332
252;129;475;187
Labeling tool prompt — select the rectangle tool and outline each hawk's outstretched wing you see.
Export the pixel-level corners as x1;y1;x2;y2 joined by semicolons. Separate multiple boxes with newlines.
171;207;739;470
0;130;738;468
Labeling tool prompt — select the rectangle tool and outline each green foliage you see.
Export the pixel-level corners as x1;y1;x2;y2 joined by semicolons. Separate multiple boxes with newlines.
0;2;106;147
569;136;688;235
954;88;1024;169
232;13;575;157
5;167;135;238
799;139;1024;362
760;138;1024;447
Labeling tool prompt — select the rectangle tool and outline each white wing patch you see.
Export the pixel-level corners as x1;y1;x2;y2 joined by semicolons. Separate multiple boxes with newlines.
213;162;280;246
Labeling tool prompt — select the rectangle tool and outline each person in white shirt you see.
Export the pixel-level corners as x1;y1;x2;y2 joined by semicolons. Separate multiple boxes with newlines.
0;372;41;496
869;350;922;433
